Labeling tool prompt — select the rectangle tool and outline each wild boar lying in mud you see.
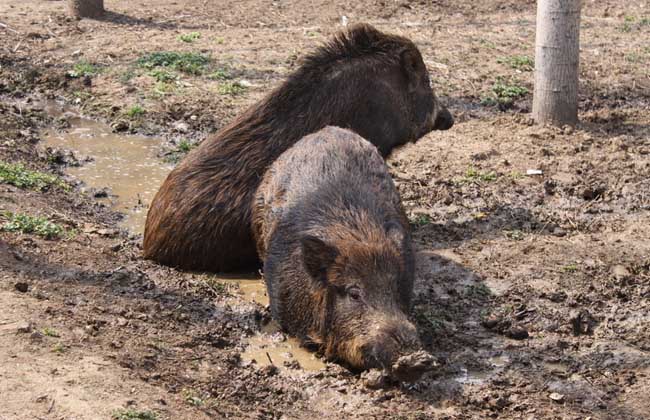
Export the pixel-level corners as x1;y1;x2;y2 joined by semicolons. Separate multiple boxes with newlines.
143;23;453;273
253;126;436;382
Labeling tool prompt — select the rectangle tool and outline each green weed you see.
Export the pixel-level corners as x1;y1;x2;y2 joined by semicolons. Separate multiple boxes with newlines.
182;389;204;407
208;68;232;80
3;213;64;239
112;409;158;420
217;81;247;96
67;60;99;78
497;55;534;71
164;139;197;164
481;78;529;107
465;283;492;299
505;230;525;241
137;51;210;75
562;264;578;273
178;32;201;43
42;327;60;337
0;162;68;191
462;166;497;183
410;214;433;227
414;306;445;333
149;68;178;83
126;105;145;118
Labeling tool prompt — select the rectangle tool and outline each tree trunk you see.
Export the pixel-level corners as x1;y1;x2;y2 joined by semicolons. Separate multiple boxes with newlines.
532;0;581;126
67;0;105;19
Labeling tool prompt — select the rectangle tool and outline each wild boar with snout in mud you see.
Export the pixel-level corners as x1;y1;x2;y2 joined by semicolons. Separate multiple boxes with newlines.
143;23;453;273
253;126;436;382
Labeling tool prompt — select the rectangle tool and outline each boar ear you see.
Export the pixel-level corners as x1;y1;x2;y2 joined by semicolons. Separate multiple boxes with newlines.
401;49;422;91
385;221;406;249
301;235;339;285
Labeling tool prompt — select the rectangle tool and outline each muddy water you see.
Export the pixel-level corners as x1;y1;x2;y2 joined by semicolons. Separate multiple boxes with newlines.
40;106;325;373
217;274;327;373
241;321;326;374
42;114;173;234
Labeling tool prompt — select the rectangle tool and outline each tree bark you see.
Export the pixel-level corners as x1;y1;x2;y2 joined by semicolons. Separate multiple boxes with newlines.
532;0;581;126
67;0;105;19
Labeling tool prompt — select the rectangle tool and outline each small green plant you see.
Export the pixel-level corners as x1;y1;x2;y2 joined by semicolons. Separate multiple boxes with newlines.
214;37;225;44
414;306;445;333
182;389;204;407
112;409;158;420
42;327;60;337
52;343;65;353
621;22;633;32
562;264;578;273
151;81;176;98
505;230;525;241
410;214;433;227
465;283;492;299
0;162;68;191
72;90;93;101
164;139;197;164
205;279;228;294
462;166;497;183
217;81;247;96
137;51;210;75
3;213;64;239
67;60;99;78
208;68;232;80
497;55;534;71
625;53;639;63
119;68;137;84
178;32;201;43
478;38;496;49
126;105;145;118
149;68;178;83
508;170;524;180
481;78;529;107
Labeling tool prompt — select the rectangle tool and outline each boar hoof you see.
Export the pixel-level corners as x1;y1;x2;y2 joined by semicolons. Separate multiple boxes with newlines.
391;351;438;382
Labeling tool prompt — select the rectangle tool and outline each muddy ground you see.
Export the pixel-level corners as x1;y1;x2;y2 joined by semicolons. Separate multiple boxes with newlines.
1;0;649;419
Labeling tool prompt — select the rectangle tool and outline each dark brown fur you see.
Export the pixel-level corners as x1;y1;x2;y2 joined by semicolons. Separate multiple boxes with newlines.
144;24;453;272
253;126;421;372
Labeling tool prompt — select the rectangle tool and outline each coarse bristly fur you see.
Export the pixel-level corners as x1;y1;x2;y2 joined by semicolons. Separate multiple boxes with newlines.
253;126;422;371
143;23;453;273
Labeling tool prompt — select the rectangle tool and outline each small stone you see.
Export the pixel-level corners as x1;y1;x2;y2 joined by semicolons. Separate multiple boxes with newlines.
552;227;567;237
570;309;595;336
16;322;32;333
506;326;529;340
611;265;631;282
260;364;278;376
111;120;130;132
549;392;565;403
172;121;189;133
581;186;606;201
14;282;29;293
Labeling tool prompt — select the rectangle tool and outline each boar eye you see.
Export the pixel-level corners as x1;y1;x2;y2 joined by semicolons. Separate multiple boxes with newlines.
347;287;362;301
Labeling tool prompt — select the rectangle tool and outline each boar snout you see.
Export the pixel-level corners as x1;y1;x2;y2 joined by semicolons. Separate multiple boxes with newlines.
364;318;421;369
433;105;454;131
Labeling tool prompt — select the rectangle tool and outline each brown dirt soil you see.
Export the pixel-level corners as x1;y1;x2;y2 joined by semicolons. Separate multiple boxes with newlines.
1;0;649;419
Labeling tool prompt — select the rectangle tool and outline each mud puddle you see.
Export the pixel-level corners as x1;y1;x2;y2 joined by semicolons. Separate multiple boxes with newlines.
242;321;327;375
202;272;327;374
455;353;510;385
41;105;172;234
39;101;326;375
